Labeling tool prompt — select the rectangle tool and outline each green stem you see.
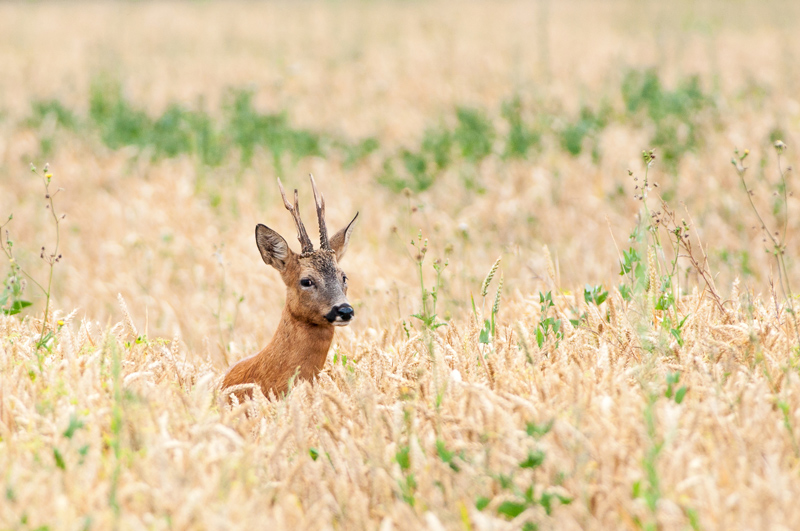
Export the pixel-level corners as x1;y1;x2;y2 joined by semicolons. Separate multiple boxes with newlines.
735;167;780;249
775;154;800;346
18;268;47;294
779;153;790;246
36;175;60;354
735;160;800;347
776;252;800;346
418;258;427;321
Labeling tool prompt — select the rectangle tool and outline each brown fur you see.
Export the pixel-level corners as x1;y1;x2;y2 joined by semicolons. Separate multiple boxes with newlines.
221;305;335;401
221;180;357;403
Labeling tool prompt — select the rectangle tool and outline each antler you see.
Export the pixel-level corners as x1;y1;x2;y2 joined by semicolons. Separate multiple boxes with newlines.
309;174;330;251
277;178;314;254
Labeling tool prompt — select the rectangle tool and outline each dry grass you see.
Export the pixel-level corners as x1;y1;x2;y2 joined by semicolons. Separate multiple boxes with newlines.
3;291;800;529
2;0;800;529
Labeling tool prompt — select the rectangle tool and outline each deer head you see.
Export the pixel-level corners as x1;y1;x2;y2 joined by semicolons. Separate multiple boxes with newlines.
255;175;358;327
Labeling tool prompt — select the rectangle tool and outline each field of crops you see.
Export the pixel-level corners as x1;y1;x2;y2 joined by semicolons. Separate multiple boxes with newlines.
2;1;800;529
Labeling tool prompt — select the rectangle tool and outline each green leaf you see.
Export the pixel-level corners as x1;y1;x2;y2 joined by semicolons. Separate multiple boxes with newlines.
2;299;32;316
524;485;534;503
63;414;85;439
583;285;608;306
655;292;673;311
53;448;66;470
540;491;554;515
675;386;687;404
620;248;640;275
497;500;527;519
520;449;545;469
686;507;701;531
436;440;450;459
396;446;411;471
620;284;632;301
670;327;684;347
309;448;319;461
435;440;461;471
475;496;490;510
479;319;491;344
36;331;54;350
525;420;553;438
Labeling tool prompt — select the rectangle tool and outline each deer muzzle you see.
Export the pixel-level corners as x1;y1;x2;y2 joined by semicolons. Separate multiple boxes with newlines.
326;303;355;326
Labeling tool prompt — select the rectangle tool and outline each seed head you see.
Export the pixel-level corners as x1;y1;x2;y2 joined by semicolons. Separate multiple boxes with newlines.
492;275;504;316
481;256;502;297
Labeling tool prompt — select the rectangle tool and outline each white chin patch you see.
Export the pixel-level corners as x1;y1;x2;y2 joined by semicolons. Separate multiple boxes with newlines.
332;319;353;327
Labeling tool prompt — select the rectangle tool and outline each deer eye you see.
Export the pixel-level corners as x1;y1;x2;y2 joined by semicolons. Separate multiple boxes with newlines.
300;278;315;288
342;275;348;284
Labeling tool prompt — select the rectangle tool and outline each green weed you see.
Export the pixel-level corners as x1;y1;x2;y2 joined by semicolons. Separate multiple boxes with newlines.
559;105;608;159
454;107;495;163
622;69;711;172
28;99;78;130
732;143;800;345
502;96;540;159
0;164;67;368
535;291;562;351
474;256;503;347
341;136;379;168
422;126;453;170
475;419;571;527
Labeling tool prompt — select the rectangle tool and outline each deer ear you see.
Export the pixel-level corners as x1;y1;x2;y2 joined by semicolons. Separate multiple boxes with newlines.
329;212;358;262
255;224;291;272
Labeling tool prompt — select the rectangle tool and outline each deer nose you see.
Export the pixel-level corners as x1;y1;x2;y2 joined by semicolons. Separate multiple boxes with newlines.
336;304;354;321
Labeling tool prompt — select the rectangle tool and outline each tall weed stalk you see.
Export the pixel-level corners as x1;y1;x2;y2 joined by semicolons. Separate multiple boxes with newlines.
732;142;800;346
0;163;66;369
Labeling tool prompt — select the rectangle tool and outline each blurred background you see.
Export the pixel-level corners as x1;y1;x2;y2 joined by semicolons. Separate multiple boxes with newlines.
1;0;798;363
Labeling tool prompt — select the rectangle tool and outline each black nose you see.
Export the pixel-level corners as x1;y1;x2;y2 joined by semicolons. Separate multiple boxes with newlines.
336;304;354;321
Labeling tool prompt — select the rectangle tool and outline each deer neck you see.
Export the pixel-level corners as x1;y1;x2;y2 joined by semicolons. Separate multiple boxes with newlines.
261;306;335;381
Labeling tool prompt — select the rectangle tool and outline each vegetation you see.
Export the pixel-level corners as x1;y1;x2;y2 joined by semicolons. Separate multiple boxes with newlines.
2;1;800;529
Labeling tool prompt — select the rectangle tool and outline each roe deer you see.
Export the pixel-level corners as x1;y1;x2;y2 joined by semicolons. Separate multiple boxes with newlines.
222;175;358;401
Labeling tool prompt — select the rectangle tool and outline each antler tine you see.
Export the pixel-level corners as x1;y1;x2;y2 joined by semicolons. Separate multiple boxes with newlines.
309;174;330;251
276;177;314;254
276;177;293;210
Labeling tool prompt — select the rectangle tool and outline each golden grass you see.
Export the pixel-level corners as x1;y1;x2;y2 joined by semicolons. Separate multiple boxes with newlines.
3;291;800;529
1;0;800;529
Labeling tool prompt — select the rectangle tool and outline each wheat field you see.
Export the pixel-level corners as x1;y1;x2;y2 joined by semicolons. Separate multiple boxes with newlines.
2;1;800;529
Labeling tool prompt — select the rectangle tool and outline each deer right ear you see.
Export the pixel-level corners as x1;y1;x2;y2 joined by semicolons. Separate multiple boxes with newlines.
255;224;291;272
329;212;358;262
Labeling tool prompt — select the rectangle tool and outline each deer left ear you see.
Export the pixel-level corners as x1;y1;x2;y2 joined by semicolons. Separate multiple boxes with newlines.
329;212;358;262
255;224;292;272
